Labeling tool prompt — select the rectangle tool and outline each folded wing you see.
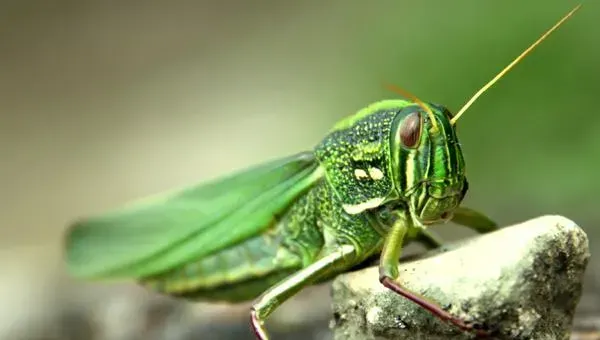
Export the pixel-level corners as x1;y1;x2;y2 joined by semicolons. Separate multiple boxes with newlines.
64;152;322;279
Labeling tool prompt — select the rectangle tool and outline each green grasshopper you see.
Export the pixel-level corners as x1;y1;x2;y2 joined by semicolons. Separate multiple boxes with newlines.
63;5;580;339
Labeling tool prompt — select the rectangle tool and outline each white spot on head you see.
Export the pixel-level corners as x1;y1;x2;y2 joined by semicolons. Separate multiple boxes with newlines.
342;197;385;215
368;167;384;180
354;169;369;180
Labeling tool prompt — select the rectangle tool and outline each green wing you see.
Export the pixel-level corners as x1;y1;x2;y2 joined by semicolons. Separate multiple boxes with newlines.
65;152;322;279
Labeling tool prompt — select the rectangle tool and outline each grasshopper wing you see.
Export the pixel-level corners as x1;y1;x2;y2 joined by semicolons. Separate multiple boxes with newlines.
65;152;322;279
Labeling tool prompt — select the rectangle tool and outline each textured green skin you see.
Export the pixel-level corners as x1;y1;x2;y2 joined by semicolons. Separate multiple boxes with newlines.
141;99;469;302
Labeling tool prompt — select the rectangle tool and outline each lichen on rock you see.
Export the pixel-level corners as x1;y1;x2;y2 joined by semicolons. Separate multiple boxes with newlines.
330;215;590;340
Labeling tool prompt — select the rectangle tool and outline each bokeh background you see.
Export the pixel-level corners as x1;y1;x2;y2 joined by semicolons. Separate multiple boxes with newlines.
1;1;598;339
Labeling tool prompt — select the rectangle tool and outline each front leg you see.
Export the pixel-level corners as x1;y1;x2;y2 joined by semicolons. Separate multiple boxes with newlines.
378;211;490;337
452;206;499;234
250;244;355;340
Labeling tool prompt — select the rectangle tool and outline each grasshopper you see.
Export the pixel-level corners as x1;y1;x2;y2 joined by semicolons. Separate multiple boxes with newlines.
64;5;580;339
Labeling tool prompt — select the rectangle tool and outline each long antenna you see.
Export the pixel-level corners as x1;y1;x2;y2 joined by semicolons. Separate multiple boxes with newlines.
385;83;439;132
450;4;581;125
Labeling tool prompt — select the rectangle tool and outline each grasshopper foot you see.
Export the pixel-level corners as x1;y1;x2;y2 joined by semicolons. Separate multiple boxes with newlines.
380;276;494;338
468;321;501;338
250;308;270;340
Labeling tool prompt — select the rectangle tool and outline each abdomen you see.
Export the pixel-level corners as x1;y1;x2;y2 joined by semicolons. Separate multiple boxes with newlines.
140;233;303;303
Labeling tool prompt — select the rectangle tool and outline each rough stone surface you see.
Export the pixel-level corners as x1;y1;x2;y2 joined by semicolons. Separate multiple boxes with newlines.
330;215;590;340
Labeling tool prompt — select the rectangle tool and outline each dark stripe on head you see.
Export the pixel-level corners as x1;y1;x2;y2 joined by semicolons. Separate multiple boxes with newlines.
391;105;424;195
425;104;461;181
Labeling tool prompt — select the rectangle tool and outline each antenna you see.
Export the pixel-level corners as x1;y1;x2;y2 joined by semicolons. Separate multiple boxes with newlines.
385;83;439;131
450;4;581;125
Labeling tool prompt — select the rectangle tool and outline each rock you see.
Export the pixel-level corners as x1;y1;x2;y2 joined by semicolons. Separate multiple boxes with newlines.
330;215;590;340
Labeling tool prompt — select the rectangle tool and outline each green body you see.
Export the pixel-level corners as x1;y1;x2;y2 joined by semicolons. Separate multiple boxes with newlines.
65;99;493;302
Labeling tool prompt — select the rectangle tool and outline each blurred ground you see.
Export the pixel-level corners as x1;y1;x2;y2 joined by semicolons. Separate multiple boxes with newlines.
0;1;598;339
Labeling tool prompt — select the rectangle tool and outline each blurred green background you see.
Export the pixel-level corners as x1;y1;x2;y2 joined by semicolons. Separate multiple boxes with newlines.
0;1;597;339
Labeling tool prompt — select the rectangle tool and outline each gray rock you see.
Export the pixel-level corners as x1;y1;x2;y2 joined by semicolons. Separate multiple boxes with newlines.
330;215;590;340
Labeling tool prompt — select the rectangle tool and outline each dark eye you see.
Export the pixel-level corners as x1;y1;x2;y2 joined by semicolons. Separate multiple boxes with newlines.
399;111;422;148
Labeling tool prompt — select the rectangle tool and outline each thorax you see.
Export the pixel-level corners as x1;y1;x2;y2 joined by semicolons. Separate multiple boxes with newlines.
278;179;386;268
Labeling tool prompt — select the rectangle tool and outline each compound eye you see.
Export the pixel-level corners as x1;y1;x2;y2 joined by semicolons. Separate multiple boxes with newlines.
399;111;422;148
440;211;453;220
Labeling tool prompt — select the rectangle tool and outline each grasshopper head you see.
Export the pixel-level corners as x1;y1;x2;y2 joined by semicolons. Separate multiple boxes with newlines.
315;99;468;219
391;103;467;225
331;3;582;222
